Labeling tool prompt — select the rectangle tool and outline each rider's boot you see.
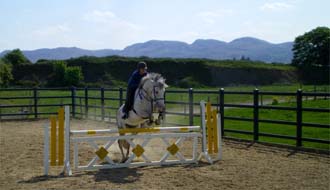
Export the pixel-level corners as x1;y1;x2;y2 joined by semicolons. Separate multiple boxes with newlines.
122;111;129;119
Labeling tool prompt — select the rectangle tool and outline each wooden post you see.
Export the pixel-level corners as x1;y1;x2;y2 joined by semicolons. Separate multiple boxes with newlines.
101;88;105;121
253;89;259;141
219;88;225;137
119;87;123;107
296;89;303;147
188;88;194;126
33;87;38;119
71;87;76;117
84;87;88;118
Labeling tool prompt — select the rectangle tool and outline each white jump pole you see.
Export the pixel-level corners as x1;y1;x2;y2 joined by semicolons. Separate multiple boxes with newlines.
70;126;201;135
198;100;212;163
44;101;221;176
217;112;222;161
198;100;222;163
43;124;49;175
63;106;72;175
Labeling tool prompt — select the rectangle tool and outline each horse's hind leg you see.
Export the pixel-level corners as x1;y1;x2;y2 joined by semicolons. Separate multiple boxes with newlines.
118;139;126;163
118;139;130;163
124;137;136;161
125;141;130;159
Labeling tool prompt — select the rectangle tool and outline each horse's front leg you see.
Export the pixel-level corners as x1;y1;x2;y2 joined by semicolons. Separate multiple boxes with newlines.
155;112;164;125
120;140;130;163
125;141;130;159
118;139;126;163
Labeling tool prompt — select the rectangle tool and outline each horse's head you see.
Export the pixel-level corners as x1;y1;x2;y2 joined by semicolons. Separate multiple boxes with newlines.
140;73;168;113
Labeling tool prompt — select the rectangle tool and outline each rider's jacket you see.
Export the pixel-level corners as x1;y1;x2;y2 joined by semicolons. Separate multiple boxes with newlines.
128;70;147;89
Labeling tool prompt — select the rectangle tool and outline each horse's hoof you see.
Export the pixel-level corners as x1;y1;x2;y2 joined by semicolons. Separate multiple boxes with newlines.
147;120;153;126
121;158;128;163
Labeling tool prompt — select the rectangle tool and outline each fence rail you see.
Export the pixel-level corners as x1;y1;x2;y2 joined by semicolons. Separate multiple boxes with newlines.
1;87;329;149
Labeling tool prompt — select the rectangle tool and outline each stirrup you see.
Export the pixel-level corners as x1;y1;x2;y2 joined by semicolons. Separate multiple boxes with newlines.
122;113;128;119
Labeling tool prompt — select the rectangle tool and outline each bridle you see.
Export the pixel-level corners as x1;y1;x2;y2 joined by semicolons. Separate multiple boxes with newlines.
137;84;165;121
139;86;165;103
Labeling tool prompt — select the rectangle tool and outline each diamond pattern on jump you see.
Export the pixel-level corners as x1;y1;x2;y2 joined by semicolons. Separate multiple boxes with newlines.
132;144;145;157
85;139;116;167
160;137;186;162
76;135;189;169
167;143;179;155
95;146;109;160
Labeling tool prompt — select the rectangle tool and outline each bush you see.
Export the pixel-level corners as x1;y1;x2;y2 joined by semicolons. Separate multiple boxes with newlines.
15;80;39;87
64;66;83;86
47;61;84;87
177;76;204;88
47;61;67;86
0;64;13;87
271;97;279;105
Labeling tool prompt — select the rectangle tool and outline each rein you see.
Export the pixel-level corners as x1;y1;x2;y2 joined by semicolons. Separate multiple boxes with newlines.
136;85;164;122
139;86;164;102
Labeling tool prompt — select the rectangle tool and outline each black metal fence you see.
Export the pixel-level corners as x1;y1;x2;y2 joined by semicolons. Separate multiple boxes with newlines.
1;87;329;148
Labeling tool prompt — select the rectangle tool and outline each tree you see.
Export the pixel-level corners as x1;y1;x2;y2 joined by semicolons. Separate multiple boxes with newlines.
64;66;83;86
292;27;330;67
36;59;49;64
3;49;31;66
0;63;13;87
47;61;84;87
0;58;5;65
47;61;67;86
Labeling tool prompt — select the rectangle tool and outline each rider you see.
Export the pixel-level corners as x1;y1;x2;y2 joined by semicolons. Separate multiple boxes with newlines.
122;61;148;119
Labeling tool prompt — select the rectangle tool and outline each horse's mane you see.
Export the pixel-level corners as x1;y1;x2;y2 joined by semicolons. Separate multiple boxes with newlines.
139;73;167;89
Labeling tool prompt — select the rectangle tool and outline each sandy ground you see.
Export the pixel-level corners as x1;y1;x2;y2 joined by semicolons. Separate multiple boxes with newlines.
0;119;329;190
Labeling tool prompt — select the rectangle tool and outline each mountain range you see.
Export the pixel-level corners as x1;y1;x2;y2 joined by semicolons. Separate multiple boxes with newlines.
0;37;293;63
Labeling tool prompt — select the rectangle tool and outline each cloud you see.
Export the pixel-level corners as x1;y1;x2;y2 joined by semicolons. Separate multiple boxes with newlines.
83;10;141;30
197;9;234;24
83;10;115;23
33;24;71;36
80;10;145;49
260;2;293;11
28;23;78;50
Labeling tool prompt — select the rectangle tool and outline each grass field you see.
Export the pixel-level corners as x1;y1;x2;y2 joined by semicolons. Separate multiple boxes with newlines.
165;99;329;150
0;84;329;150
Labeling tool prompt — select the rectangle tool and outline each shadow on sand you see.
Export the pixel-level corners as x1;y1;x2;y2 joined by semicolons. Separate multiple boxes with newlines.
17;162;213;185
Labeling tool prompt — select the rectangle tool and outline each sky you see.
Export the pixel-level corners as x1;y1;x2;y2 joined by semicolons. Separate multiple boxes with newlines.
0;0;329;51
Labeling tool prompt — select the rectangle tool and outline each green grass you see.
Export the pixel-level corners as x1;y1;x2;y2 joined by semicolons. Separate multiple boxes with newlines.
0;85;329;150
0;84;328;117
165;84;329;110
165;99;329;150
204;60;296;71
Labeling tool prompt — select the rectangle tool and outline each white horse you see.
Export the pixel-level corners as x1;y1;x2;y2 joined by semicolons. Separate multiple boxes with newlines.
116;73;168;162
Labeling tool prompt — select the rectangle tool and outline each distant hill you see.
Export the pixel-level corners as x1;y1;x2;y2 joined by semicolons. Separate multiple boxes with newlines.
0;37;293;63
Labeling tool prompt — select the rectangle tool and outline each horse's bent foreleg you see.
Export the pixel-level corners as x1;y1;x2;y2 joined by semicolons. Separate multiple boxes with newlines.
118;139;130;163
125;142;130;159
118;139;126;162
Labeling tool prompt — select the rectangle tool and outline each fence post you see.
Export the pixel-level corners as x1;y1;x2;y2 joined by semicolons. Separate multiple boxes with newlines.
296;89;303;147
163;91;167;127
324;87;327;100
119;87;123;107
101;87;105;121
313;85;316;100
219;88;225;136
33;87;38;119
71;86;76;117
188;88;194;126
84;87;88;118
253;89;259;141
